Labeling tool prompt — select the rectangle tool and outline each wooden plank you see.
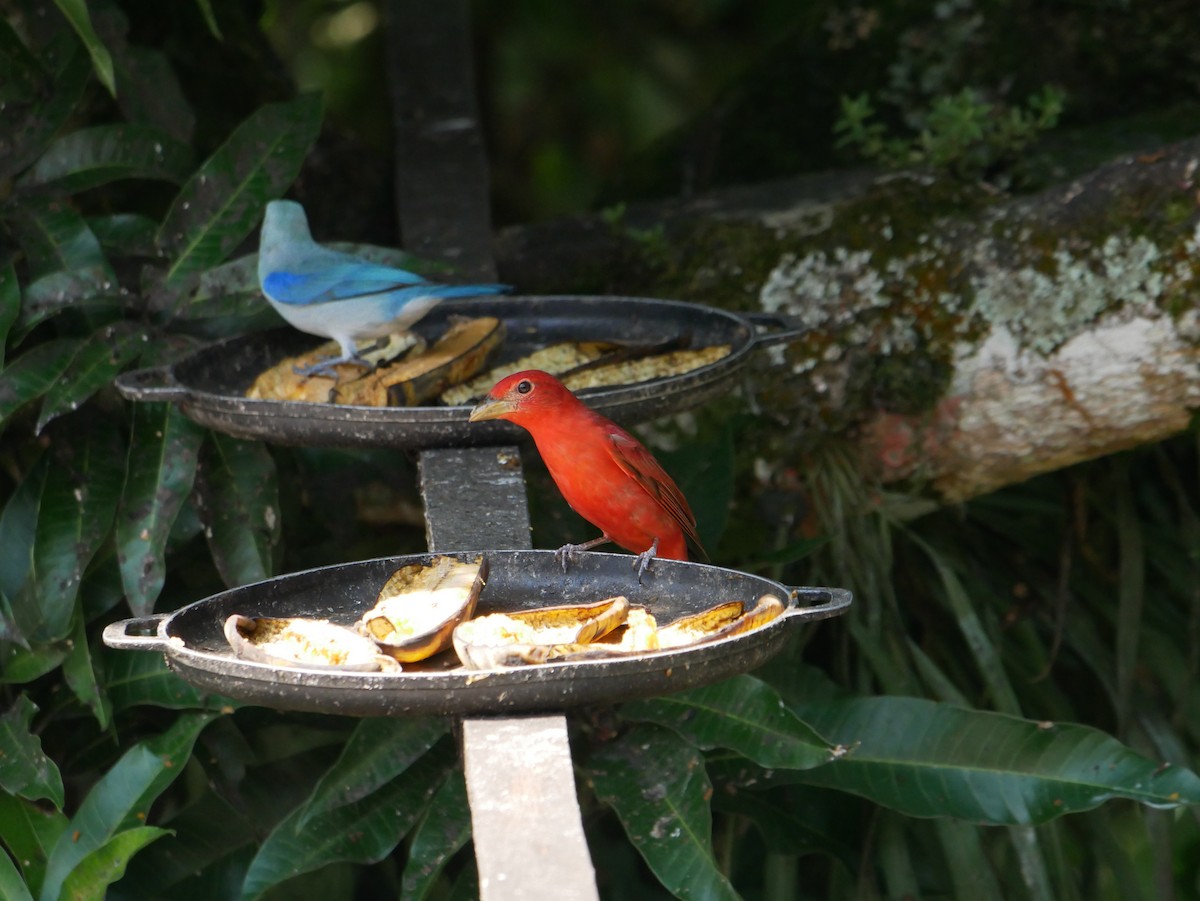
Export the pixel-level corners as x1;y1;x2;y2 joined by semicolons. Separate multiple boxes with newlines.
389;3;599;894
417;446;531;550
461;716;600;901
419;447;599;900
386;0;498;281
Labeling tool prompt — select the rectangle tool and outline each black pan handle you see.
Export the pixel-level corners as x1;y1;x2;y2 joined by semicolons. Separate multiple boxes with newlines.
115;366;189;403
103;615;173;652
744;311;812;349
783;586;853;622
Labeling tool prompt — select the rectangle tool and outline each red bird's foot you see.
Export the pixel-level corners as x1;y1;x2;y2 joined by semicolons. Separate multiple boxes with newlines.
553;535;612;572
632;537;661;583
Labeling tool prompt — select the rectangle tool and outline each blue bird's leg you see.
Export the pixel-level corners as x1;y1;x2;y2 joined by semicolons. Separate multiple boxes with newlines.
292;338;373;379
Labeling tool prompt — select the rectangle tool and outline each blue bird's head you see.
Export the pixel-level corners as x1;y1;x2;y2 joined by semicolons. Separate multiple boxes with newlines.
261;200;313;250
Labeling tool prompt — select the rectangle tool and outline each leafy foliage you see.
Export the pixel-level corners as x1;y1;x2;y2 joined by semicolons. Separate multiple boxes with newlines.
1;1;1198;900
835;85;1065;184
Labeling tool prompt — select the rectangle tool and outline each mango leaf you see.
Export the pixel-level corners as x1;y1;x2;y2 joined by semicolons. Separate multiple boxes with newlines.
39;711;214;901
195;433;279;587
194;0;222;39
587;723;739;901
30;418;124;641
16;124;192;194
240;738;457;901
0;843;35;901
0;16;42;104
115;403;204;616
0;643;68;686
0;792;68;894
154;93;323;294
36;322;147;432
101;649;237;712
80;547;126;622
63;611;111;729
791;696;1200;825
712;786;857;867
400;768;470;901
0;456;48;643
7;197;114;288
51;0;116;95
299;717;449;825
0;696;64;807
0;263;18;366
0;45;90;181
0;339;85;429
59;826;171;901
88;213;159;258
622;675;835;770
108;43;194;144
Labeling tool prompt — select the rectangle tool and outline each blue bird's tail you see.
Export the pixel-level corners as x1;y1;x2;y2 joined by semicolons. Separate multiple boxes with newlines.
427;283;510;299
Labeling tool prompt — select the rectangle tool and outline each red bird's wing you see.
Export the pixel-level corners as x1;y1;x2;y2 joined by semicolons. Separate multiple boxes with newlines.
606;431;707;558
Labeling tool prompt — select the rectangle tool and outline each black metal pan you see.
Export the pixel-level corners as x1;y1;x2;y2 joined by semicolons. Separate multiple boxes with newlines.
115;295;802;449
102;549;849;717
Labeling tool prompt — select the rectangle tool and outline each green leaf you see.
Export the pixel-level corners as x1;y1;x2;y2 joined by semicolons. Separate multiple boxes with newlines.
87;214;159;258
39;712;214;901
915;534;1022;715
16;124;192;195
30;419;124;640
0;339;84;427
58;826;171;900
196;433;279;587
0;456;48;643
0;45;90;181
7;199;114;296
194;0;223;39
935;819;1005;901
0;263;19;367
154;93;323;294
63;611;112;729
1113;461;1144;734
102;648;237;712
240;738;457;901
36;323;147;432
0;642;68;685
0;16;43;105
52;0;116;94
587;724;739;901
0;839;36;901
115;403;204;616
299;717;448;825
791;696;1200;825
400;768;470;901
108;43;194;144
0;696;65;808
712;786;856;866
622;675;834;770
0;792;68;895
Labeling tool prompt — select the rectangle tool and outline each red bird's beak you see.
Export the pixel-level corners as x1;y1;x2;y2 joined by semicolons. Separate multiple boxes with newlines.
468;396;517;422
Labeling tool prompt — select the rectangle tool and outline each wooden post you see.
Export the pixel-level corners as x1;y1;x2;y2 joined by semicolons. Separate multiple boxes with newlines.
388;4;600;894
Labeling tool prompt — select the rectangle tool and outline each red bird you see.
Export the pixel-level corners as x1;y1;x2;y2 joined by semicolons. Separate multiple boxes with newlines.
468;370;705;577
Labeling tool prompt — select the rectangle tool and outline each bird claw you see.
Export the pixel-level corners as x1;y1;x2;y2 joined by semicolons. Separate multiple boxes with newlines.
553;535;612;572
554;543;582;572
292;355;372;380
631;537;661;584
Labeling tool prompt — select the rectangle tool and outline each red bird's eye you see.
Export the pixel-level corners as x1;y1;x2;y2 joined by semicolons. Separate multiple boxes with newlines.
516;379;533;395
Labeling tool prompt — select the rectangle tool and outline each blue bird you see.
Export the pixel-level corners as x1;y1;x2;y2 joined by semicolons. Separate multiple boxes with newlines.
257;200;509;377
